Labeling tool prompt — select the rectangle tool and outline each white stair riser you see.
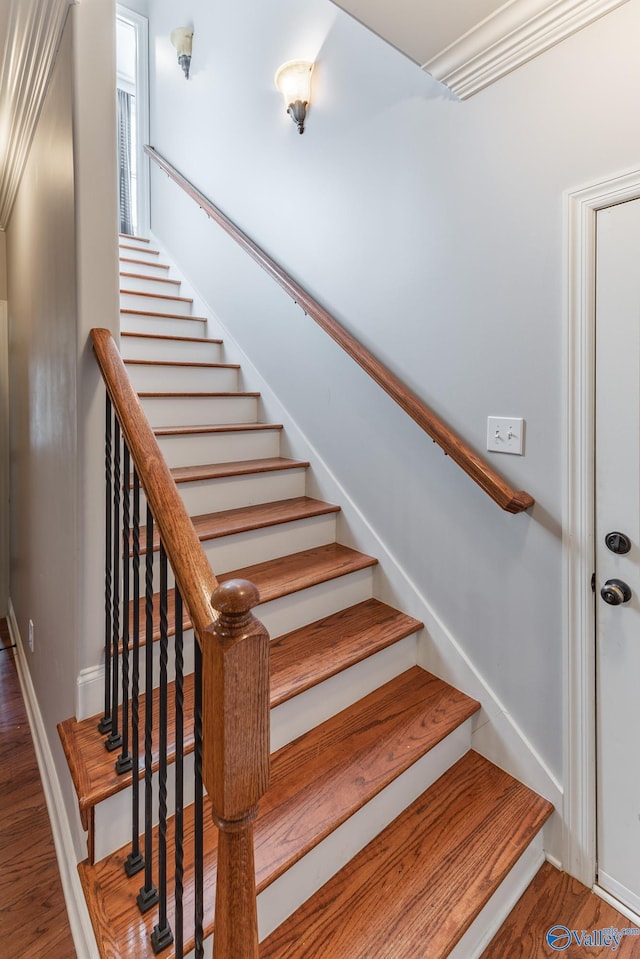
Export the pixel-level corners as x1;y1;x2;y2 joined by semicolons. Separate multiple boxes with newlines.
120;291;194;316
137;513;338;590
156;428;282;468
256;566;374;638
126;363;239;393
139;393;258;428
256;720;475;941
119;257;171;278
119;244;162;264
115;627;196;699
119;274;182;295
138;466;307;516
94;753;197;861
271;633;418;751
121;312;207;338
121;336;223;365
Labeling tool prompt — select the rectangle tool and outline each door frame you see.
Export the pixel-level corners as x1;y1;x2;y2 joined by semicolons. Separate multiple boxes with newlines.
564;167;640;889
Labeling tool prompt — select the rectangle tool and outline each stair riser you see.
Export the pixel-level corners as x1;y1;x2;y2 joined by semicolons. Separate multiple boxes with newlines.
119;274;182;296
119;257;171;279
139;394;258;428
118;244;161;264
120;313;207;339
90;635;420;858
119;235;152;252
156;429;282;468
121;336;223;365
271;633;417;751
136;514;338;591
120;292;194;316
93;753;197;862
257;719;475;941
126;364;239;393
138;467;308;516
256;566;374;638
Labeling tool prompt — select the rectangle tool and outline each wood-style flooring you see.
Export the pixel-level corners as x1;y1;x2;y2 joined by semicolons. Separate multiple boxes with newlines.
0;618;76;958
482;861;640;958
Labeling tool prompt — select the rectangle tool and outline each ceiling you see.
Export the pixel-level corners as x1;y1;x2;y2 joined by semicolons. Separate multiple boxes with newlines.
330;0;631;98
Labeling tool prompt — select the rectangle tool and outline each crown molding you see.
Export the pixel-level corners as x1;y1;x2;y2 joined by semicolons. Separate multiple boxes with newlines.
423;0;631;100
0;0;75;230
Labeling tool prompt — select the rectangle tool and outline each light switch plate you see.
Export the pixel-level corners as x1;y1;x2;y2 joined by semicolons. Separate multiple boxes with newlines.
487;416;525;455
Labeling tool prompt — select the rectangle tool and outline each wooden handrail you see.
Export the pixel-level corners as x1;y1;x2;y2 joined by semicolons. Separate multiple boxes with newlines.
145;145;534;514
91;328;218;637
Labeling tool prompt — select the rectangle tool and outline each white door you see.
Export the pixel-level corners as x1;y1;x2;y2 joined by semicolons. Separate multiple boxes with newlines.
596;197;640;913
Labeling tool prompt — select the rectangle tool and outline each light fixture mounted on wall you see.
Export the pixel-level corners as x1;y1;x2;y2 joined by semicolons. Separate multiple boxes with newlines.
274;60;314;134
170;27;194;79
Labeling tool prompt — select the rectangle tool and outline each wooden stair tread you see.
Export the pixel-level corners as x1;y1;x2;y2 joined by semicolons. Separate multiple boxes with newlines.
126;543;378;646
78;669;480;959
121;332;223;345
121;309;207;321
120;289;193;304
123;359;240;370
58;600;421;816
169;456;310;485
119;257;170;270
137;390;259;398
119;233;150;243
154;422;283;436
136;497;340;555
218;543;378;605
119;273;180;286
270;598;423;707
119;243;160;255
259;751;553;959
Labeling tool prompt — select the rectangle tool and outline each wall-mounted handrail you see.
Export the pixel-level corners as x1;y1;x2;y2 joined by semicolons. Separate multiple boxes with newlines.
91;327;268;958
145;145;534;514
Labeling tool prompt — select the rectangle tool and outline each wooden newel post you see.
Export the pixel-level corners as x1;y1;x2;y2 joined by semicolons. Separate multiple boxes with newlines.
203;579;270;959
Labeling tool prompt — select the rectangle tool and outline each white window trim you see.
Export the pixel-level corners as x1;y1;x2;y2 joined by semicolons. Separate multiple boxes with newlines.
116;5;150;237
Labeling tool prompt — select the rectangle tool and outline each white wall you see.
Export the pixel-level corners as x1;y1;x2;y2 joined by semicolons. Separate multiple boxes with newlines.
7;13;78;798
146;0;640;783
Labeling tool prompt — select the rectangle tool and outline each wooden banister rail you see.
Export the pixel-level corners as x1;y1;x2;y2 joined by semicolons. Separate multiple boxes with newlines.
145;145;534;514
91;328;269;957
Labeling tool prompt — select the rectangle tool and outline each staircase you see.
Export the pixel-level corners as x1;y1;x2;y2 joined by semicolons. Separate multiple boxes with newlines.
58;234;553;959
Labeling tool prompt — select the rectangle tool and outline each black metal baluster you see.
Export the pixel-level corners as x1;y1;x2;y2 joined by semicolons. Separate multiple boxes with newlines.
125;468;144;877
98;396;113;735
151;543;173;953
106;418;122;752
138;506;158;913
174;588;184;959
117;443;133;774
194;638;204;959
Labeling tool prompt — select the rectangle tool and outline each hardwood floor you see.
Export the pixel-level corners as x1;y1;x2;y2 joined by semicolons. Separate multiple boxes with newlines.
0;618;76;958
482;860;640;958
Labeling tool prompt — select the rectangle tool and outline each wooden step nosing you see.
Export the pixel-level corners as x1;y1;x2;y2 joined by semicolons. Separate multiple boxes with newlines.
119;243;160;255
124;359;240;370
119;256;170;270
119;233;151;243
121;308;207;321
121;331;223;345
154;423;283;436
120;288;194;304
138;390;259;399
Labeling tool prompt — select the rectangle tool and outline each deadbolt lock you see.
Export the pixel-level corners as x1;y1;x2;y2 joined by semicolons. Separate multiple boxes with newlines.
605;531;632;555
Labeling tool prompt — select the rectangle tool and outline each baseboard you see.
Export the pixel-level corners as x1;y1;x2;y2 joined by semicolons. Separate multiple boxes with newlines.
7;599;100;959
76;662;105;722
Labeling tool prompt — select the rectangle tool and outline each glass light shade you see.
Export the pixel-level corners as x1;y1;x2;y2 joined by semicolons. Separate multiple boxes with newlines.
274;60;313;109
170;27;193;59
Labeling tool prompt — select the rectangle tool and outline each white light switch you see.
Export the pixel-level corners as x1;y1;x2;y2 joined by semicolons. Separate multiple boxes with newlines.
487;416;525;455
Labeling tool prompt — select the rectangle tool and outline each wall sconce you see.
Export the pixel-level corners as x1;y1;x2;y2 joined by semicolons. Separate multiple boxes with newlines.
170;27;194;79
274;60;314;134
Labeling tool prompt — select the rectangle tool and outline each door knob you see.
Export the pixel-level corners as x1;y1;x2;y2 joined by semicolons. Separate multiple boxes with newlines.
600;579;632;606
605;531;632;555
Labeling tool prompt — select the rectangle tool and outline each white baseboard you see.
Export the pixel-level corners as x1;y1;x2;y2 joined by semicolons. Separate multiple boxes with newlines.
7;599;99;959
76;662;105;722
